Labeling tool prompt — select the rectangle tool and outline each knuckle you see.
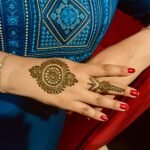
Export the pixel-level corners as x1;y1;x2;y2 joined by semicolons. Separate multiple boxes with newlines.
95;96;103;105
103;64;110;73
112;101;119;110
99;95;106;102
80;106;90;115
121;67;127;74
94;65;99;71
90;65;97;73
119;66;128;74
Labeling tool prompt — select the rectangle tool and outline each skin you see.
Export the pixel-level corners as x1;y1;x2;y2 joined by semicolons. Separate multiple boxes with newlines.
88;27;150;106
88;78;126;94
89;28;150;85
88;28;150;150
0;52;136;121
0;26;149;122
29;59;78;94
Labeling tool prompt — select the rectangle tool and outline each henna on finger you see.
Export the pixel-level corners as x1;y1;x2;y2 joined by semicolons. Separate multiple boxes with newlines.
29;59;78;94
88;77;125;94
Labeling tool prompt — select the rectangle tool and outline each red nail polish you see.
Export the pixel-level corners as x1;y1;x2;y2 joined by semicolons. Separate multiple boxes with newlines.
100;115;108;121
128;68;136;73
120;103;129;111
130;90;139;97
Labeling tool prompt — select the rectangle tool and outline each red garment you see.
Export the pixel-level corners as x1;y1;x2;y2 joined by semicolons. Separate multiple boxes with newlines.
58;10;150;150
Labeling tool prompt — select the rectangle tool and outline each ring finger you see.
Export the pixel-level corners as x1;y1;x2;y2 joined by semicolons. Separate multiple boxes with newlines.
87;77;139;98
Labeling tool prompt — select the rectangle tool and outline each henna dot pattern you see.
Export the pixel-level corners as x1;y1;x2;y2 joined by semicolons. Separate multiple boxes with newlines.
29;59;78;94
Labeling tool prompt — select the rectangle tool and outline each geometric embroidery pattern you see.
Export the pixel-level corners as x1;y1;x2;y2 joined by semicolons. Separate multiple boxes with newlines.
37;0;89;48
47;0;88;43
0;0;116;62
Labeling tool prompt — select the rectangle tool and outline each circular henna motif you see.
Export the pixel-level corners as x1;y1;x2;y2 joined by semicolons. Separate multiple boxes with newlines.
43;65;62;86
29;59;78;94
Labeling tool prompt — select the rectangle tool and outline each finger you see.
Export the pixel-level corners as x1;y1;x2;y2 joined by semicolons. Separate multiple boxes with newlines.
79;90;129;112
94;107;103;112
70;101;108;121
87;78;139;98
87;107;103;120
81;64;135;77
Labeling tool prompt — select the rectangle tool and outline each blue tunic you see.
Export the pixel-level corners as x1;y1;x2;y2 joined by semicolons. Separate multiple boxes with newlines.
0;0;118;149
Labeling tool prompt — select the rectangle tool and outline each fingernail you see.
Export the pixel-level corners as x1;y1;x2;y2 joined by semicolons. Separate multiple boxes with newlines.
120;103;129;111
130;90;139;97
128;68;136;73
100;115;108;121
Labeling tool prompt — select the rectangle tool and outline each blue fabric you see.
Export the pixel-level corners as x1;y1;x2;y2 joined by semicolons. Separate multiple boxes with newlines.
0;0;118;150
0;94;66;150
0;0;118;62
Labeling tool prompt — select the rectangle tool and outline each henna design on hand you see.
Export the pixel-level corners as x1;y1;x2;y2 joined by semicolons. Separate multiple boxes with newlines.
29;59;78;94
88;77;125;94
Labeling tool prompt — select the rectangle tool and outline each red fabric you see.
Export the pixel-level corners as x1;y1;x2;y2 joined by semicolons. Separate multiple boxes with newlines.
58;10;150;150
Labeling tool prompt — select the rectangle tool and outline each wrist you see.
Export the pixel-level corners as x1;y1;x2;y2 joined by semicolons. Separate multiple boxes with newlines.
1;54;24;94
0;53;10;93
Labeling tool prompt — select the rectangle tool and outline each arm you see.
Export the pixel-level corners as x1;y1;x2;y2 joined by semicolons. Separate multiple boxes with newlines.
0;51;138;121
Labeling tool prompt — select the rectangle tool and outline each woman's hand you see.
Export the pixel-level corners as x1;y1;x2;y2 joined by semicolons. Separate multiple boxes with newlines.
1;53;138;121
88;29;150;86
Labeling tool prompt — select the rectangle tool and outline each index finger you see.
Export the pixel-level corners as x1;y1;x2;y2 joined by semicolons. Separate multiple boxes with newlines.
83;64;136;77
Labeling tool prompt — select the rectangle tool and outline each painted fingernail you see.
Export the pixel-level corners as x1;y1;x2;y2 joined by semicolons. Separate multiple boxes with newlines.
100;115;108;121
130;90;139;97
120;103;129;111
128;68;136;73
